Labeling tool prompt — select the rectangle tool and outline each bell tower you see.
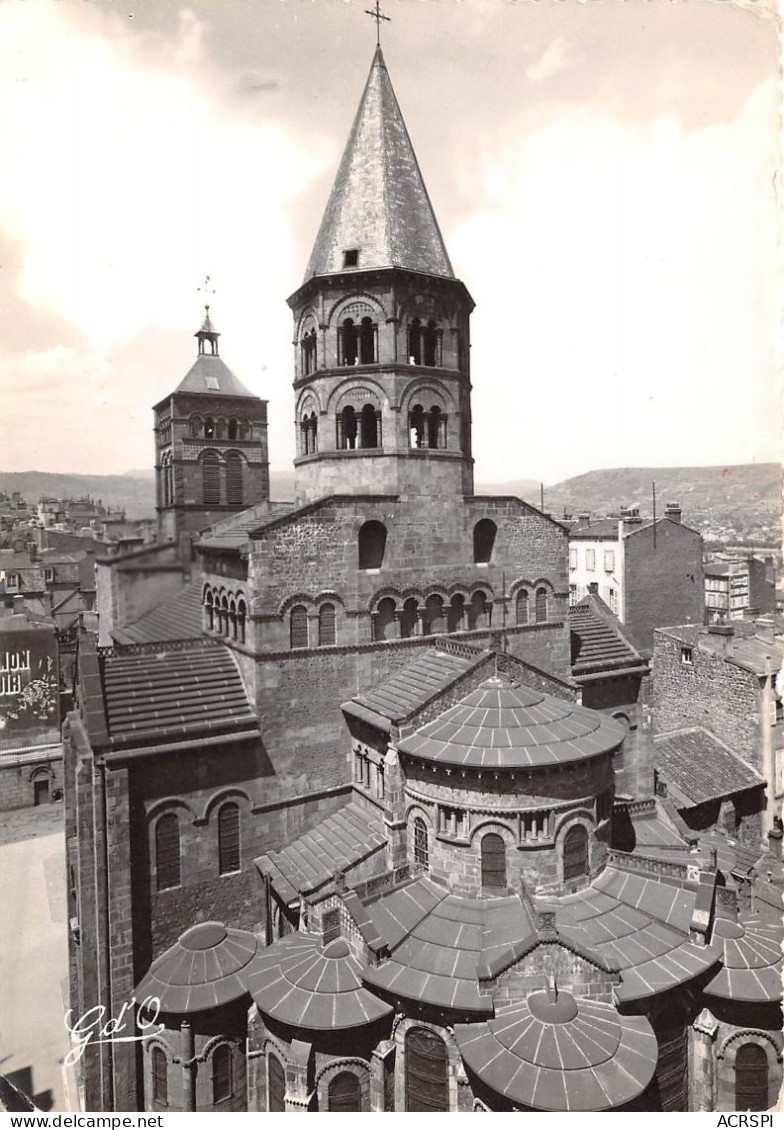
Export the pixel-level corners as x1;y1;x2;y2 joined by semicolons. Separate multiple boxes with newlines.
153;304;270;542
287;46;475;504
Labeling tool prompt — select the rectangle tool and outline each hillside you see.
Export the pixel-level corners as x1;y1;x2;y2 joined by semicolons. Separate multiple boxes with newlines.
1;464;778;544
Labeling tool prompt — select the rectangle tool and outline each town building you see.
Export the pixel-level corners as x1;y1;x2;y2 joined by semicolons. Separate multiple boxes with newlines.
705;558;775;623
568;504;704;653
63;40;781;1116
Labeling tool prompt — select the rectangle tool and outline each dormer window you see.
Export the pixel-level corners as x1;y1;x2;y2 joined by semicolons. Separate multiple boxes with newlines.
343;249;359;268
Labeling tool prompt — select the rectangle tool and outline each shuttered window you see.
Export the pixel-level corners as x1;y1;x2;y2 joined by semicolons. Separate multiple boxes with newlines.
155;814;180;891
212;1045;233;1104
563;824;588;882
405;1028;448;1112
736;1043;768;1111
225;453;243;506
481;833;506;892
152;1048;167;1105
328;1072;361;1112
319;603;336;646
218;803;240;875
290;605;308;649
202;453;220;504
268;1053;285;1112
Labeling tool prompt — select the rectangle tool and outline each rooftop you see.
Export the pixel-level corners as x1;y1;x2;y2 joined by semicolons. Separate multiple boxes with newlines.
654;728;764;808
170;353;258;401
302;46;454;282
656;622;784;676
569;595;647;678
112;579;204;645
396;674;625;769
135;921;261;1014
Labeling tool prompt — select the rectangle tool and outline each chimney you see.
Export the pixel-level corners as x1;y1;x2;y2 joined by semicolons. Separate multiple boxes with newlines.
562;510;573;521
665;502;682;524
587;582;599;595
707;613;734;655
577;512;590;529
619;505;643;532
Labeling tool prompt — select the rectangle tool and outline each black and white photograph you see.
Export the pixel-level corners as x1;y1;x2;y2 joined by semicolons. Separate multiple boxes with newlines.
0;0;781;1116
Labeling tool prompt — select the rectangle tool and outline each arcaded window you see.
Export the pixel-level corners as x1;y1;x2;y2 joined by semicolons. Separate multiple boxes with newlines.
226;453;243;506
191;415;203;438
467;590;490;630
423;320;439;366
204;416;215;439
328;1072;362;1112
427;405;446;448
409;404;425;448
301;328;317;376
290;605;308;649
359;316;377;363
405;1027;448;1112
373;597;397;641
413;817;429;869
473;519;496;564
736;1044;768;1111
319;603;336;646
481;833;506;892
228;599;237;639
563;824;588;882
535;587;548;622
446;594;465;633
227;418;238;441
408;317;422;364
360;402;380;449
155;813;180;891
152;1047;168;1105
212;1045;233;1104
337;405;358;449
400;597;418;639
268;1053;286;1112
358;520;387;569
237;600;247;644
339;317;358;366
218;803;240;875
423;594;445;636
204;591;214;631
515;590;529;626
202;452;220;505
220;595;229;636
301;411;317;455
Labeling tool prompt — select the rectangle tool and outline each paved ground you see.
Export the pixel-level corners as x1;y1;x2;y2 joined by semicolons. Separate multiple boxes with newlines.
0;803;77;1111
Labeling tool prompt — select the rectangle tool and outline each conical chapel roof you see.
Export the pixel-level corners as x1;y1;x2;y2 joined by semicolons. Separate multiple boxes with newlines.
304;45;454;281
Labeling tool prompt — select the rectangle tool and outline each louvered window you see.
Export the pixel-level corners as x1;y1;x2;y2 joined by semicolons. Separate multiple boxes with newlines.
319;603;336;646
290;605;308;649
655;1024;687;1111
481;833;506;892
155;814;180;891
413;817;429;870
218;803;240;874
268;1053;285;1112
563;824;588;882
328;1071;361;1112
212;1045;233;1104
405;1027;448;1112
152;1047;167;1105
202;452;220;504
736;1043;768;1111
516;590;528;625
225;453;243;506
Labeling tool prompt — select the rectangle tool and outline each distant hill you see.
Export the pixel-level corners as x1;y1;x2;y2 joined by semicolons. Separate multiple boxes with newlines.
1;463;778;543
537;464;781;545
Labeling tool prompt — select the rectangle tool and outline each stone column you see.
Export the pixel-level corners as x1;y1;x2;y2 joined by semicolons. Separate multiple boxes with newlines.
691;1008;719;1111
181;1021;195;1112
370;1042;395;1111
285;1038;313;1112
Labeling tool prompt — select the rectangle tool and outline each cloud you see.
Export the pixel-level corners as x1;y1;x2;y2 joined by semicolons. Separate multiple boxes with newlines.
526;39;571;83
450;78;779;482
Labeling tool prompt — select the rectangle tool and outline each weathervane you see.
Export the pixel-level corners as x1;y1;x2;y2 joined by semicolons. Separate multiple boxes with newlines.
198;274;215;314
365;0;390;46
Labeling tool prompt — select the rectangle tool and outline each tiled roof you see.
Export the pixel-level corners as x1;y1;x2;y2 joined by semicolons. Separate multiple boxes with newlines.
197;501;296;551
654;729;764;808
556;866;720;1002
364;877;532;1014
568;519;620;540
303;47;454;281
135;921;261;1014
100;643;258;749
455;995;657;1111
172;353;258;400
397;675;625;769
256;804;387;903
245;933;393;1030
348;645;488;726
705;916;782;1002
656;623;784;676
569;596;646;677
112;579;204;645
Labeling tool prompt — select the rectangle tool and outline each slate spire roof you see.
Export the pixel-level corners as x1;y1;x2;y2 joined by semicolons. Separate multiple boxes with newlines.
304;45;454;281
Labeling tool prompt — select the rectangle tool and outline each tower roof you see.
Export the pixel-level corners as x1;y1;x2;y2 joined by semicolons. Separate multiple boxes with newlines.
304;45;454;281
172;353;257;399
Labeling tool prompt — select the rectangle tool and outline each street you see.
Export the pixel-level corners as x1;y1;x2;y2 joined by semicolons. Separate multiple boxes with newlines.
0;804;77;1111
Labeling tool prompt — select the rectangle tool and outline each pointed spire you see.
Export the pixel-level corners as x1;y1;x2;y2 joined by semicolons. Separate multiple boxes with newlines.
304;47;454;281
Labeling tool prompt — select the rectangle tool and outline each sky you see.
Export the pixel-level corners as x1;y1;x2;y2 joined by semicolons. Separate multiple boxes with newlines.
1;0;780;485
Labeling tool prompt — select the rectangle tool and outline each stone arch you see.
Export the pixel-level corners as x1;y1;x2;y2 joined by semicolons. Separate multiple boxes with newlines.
147;796;197;824
473;518;497;564
199;787;252;826
277;593;315;617
467;588;493;630
297;390;321;417
330;380;385;414
327;292;387;327
316;1059;370;1113
554;813;594;886
400;380;453;415
295;307;319;339
358;520;387;570
28;763;55;782
372;595;398;641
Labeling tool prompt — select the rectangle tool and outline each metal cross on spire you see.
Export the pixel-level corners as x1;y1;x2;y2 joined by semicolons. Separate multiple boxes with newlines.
198;274;215;313
365;0;390;47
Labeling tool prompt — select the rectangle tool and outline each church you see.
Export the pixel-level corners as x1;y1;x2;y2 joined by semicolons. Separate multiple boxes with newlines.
63;39;782;1114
